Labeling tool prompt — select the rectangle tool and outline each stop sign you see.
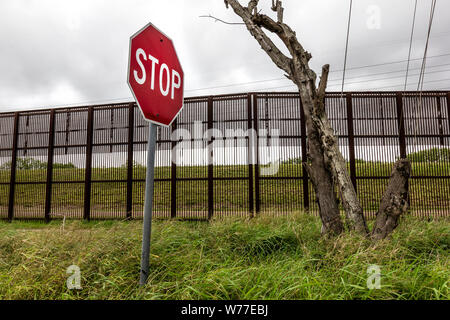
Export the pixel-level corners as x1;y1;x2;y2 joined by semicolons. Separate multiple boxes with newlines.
128;23;184;126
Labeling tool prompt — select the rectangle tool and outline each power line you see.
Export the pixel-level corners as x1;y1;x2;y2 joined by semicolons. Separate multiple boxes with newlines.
3;62;449;111
327;63;450;83
248;67;450;92
189;62;450;93
3;75;449;112
412;0;438;150
417;0;437;92
329;53;450;73
252;77;450;92
7;51;448;107
184;53;450;93
341;0;353;95
404;0;418;91
0;96;134;111
328;68;450;87
368;77;448;91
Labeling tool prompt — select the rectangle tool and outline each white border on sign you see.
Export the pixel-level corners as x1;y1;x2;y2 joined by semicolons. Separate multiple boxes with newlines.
127;21;185;128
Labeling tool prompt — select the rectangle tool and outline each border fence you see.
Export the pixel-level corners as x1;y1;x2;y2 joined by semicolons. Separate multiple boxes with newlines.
0;91;449;221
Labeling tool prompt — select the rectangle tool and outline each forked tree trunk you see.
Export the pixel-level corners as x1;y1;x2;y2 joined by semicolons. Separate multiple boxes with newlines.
301;95;344;235
371;159;411;240
224;0;343;236
223;0;410;239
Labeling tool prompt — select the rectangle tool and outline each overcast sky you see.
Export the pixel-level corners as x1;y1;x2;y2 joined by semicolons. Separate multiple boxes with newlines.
0;0;449;112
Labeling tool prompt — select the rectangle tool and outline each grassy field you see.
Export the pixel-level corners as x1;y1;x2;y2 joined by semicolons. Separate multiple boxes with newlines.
0;214;448;300
1;162;449;216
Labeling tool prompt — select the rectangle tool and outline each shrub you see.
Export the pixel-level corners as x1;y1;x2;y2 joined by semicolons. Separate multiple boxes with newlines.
1;158;47;170
407;148;450;162
121;160;146;170
53;162;76;169
282;157;302;165
0;158;76;170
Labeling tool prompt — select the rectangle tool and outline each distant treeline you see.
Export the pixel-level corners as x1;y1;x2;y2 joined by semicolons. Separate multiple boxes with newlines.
282;148;450;165
0;158;76;170
1;148;449;170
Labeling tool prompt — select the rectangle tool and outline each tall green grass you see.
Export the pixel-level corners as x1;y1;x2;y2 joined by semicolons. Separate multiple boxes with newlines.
0;215;448;300
1;163;449;212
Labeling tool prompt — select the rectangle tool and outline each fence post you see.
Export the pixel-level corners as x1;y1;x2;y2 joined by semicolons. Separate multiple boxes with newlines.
252;94;261;214
8;112;19;222
299;97;310;211
109;109;114;153
436;95;445;147
84;106;94;221
396;92;407;159
447;92;450;141
207;96;214;220
346;93;357;191
247;94;254;216
44;110;56;223
126;103;134;220
65;112;70;155
171;118;177;219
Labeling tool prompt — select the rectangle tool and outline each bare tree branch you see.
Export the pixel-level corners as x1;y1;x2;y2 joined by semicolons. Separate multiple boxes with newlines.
199;14;245;25
271;0;284;23
318;64;329;103
223;0;373;236
224;0;292;75
222;0;410;239
249;11;315;85
248;0;259;15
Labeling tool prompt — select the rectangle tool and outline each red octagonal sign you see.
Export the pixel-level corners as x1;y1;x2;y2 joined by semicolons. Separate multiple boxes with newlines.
128;23;184;126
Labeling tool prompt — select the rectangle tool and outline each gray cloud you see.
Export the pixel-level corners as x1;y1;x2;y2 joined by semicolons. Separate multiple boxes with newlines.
0;0;449;112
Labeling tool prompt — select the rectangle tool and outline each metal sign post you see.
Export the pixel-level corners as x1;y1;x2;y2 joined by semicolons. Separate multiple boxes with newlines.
128;22;184;286
140;123;157;286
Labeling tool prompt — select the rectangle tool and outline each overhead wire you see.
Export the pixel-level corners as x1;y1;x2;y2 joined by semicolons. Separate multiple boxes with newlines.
250;67;450;92
184;53;450;93
1;2;446;111
412;0;438;150
341;0;353;96
404;0;418;91
252;77;450;93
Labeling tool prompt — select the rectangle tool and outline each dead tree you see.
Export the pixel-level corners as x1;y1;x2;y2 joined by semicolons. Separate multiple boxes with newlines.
222;0;411;240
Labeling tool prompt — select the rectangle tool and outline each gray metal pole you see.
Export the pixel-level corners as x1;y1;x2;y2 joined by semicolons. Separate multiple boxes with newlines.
140;122;157;286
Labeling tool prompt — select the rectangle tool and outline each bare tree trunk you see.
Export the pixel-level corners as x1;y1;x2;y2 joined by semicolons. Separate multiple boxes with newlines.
302;95;344;235
371;159;411;240
311;66;369;234
224;0;343;235
222;0;409;239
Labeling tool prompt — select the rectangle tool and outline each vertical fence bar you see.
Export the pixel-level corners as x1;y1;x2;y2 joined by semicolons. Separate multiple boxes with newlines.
446;91;450;213
247;94;254;216
207;96;214;219
7;112;19;222
44;109;55;222
346;93;357;191
447;92;450;141
109;109;114;153
252;94;261;213
436;95;445;146
65;112;70;155
171;119;177;219
84;106;94;221
396;92;407;158
126;103;134;220
24;115;29;156
299;97;310;210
